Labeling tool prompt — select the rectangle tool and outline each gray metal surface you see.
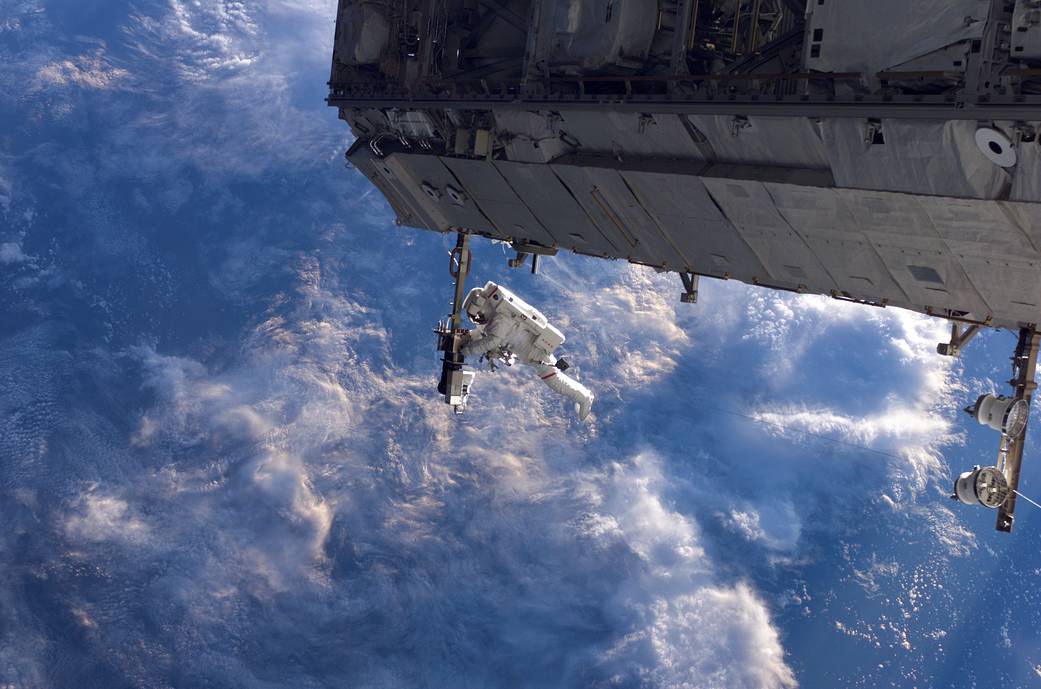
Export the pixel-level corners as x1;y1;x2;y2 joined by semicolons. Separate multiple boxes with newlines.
803;0;990;73
350;146;441;228
821;119;1009;200
440;156;558;247
492;160;618;256
331;0;1041;330
327;90;1041;122
621;171;770;278
702;178;836;291
1012;0;1041;60
550;164;685;267
384;153;498;232
494;110;569;163
555;112;709;161
687;115;830;170
355;145;1041;328
1011;136;1041;203
764;184;912;305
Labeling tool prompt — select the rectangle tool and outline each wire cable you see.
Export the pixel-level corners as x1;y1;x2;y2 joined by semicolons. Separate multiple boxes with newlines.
1014;489;1041;511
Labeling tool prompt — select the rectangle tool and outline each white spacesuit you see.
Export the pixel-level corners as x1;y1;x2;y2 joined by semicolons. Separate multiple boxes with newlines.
459;281;594;420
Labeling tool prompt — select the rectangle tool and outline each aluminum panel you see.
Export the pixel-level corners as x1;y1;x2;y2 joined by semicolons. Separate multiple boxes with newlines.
803;0;988;73
836;190;1041;316
383;153;499;234
837;190;939;241
557;112;708;161
440;157;558;248
766;184;910;303
686;116;830;170
822;119;1009;200
955;255;1041;324
551;165;685;268
702;178;835;290
1011;136;1041;203
918;196;1039;259
1002;202;1041;256
493;161;618;258
494;110;569;163
621;171;770;277
348;145;441;230
870;240;991;317
839;189;1000;315
801;236;911;305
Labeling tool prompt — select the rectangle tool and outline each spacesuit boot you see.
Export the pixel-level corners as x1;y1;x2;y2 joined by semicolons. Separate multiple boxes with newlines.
532;362;594;421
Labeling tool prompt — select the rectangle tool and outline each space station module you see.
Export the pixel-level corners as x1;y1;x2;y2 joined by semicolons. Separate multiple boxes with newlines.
460;282;594;421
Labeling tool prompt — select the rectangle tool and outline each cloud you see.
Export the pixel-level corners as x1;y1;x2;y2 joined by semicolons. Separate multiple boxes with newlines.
126;0;261;83
725;502;801;552
64;489;152;545
104;0;345;179
585;456;798;689
0;242;27;264
129;347;337;592
748;305;958;492
0;161;973;686
0;0;347;184
635;582;797;689
74;246;799;687
0;326;72;466
33;48;128;90
0;165;10;213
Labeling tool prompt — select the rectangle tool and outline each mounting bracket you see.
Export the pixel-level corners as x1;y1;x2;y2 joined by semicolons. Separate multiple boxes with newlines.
937;323;982;357
680;272;700;304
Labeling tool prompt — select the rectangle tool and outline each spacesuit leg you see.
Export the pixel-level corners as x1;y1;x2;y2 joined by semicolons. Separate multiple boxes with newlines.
531;362;594;421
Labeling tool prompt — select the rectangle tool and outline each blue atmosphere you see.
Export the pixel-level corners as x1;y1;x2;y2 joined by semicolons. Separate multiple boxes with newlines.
2;2;1041;687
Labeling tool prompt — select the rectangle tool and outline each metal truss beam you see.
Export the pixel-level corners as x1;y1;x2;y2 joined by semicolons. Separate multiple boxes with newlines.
997;327;1041;532
328;92;1041;122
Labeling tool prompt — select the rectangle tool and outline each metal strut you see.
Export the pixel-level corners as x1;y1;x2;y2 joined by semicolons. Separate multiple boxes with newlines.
679;272;700;304
436;232;474;412
996;326;1041;532
448;232;472;329
507;241;556;274
937;322;982;357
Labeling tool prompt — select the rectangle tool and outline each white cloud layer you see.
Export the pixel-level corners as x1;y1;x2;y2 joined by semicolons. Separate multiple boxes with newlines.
129;0;261;82
0;164;11;213
0;242;27;264
110;0;344;177
723;289;965;533
34;48;128;90
102;249;799;687
64;490;152;544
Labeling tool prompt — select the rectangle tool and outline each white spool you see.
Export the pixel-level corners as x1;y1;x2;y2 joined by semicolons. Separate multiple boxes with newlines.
975;127;1018;168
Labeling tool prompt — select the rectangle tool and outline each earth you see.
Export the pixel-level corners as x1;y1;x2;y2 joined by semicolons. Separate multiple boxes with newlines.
2;1;1040;687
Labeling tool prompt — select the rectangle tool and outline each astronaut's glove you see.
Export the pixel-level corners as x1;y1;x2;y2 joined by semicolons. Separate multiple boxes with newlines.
494;346;516;368
480;347;515;372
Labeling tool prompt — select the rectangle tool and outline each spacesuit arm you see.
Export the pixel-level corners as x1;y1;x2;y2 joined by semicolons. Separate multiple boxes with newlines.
460;318;511;359
460;329;489;358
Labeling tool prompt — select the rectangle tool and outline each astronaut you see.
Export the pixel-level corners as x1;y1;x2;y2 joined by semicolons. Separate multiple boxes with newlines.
459;281;594;421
